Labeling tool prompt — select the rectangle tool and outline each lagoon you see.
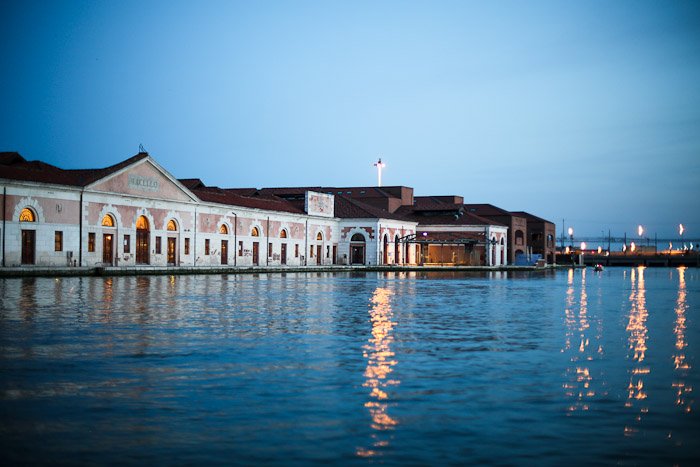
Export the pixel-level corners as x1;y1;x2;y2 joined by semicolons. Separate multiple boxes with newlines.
1;268;698;465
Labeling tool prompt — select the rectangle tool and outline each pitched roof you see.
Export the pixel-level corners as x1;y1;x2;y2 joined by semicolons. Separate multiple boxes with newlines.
396;206;505;226
334;195;413;221
190;185;304;213
511;211;554;224
0;152;149;187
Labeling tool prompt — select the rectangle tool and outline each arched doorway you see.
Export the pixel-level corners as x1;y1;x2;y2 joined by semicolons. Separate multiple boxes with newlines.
220;224;229;265
383;234;389;265
102;214;116;265
491;237;497;266
166;219;178;265
280;229;288;265
135;215;150;265
19;207;36;265
251;227;260;265
350;233;366;265
394;235;400;265
316;232;323;265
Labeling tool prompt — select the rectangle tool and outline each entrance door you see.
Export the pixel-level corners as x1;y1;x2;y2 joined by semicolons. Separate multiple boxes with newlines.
167;237;176;265
103;234;113;265
351;245;364;265
221;240;228;265
281;243;287;265
332;245;337;264
136;231;149;264
21;230;35;265
252;242;259;265
316;245;322;265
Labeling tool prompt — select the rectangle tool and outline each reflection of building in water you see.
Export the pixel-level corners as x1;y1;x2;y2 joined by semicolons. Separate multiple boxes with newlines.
357;287;399;458
563;268;604;412
624;266;649;436
672;267;693;413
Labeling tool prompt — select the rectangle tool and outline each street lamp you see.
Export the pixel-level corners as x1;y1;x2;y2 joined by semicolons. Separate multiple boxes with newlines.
568;227;574;247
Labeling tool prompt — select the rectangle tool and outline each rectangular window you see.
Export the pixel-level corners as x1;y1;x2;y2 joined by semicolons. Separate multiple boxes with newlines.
310;245;314;257
326;245;330;258
268;242;273;257
155;236;162;254
55;231;63;252
238;241;243;256
87;232;95;252
124;235;131;253
184;238;190;255
205;239;210;255
295;244;299;258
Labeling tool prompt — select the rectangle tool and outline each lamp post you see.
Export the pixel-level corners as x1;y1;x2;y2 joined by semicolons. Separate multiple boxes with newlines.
680;223;685;250
568;227;574;248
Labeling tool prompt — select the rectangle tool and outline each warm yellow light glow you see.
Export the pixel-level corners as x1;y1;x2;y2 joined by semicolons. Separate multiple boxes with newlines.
101;214;115;227
219;224;228;234
167;219;177;231
19;208;35;222
580;242;586;251
136;215;148;230
626;266;649;427
623;244;627;252
630;242;636;253
565;246;570;254
597;246;602;254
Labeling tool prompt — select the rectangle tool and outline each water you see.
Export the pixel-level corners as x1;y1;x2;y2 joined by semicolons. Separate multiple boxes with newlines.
1;268;699;465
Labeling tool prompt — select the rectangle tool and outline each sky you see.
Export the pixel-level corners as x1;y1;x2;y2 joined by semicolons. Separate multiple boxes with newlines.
1;0;699;238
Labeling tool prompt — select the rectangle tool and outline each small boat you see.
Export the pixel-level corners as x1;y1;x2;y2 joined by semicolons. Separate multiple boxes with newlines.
593;264;604;271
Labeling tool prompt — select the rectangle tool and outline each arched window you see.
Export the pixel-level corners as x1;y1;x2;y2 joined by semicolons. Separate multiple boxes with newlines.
220;224;229;235
251;227;260;237
316;232;323;241
167;220;177;231
102;214;115;227
136;215;149;230
19;208;35;222
351;233;365;242
280;230;287;239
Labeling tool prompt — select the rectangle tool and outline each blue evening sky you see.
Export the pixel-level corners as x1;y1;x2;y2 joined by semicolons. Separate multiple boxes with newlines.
1;0;699;238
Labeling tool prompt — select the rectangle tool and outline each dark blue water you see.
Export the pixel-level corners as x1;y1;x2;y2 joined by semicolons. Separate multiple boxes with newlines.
1;268;699;465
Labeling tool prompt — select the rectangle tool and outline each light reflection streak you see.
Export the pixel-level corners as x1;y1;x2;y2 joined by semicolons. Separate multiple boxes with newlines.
624;266;649;436
357;287;399;458
672;267;692;413
563;269;602;412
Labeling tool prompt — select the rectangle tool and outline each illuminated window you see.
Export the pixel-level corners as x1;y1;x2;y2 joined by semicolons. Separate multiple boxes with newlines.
316;232;323;241
220;224;229;235
184;238;190;255
280;230;287;239
205;239;210;255
19;208;35;222
136;216;149;230
124;235;131;253
251;227;259;237
167;220;177;231
101;214;115;227
88;232;95;252
55;231;63;251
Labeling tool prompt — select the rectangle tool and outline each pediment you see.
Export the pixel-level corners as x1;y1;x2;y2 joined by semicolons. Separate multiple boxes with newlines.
88;158;197;202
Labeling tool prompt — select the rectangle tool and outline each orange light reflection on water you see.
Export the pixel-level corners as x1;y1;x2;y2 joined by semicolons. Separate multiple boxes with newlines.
672;267;693;413
356;287;399;458
624;266;649;435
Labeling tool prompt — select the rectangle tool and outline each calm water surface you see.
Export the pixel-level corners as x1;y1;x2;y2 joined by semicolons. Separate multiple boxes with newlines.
1;268;699;465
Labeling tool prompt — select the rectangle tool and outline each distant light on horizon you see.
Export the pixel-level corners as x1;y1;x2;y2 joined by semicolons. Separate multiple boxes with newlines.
638;225;644;237
680;224;685;236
